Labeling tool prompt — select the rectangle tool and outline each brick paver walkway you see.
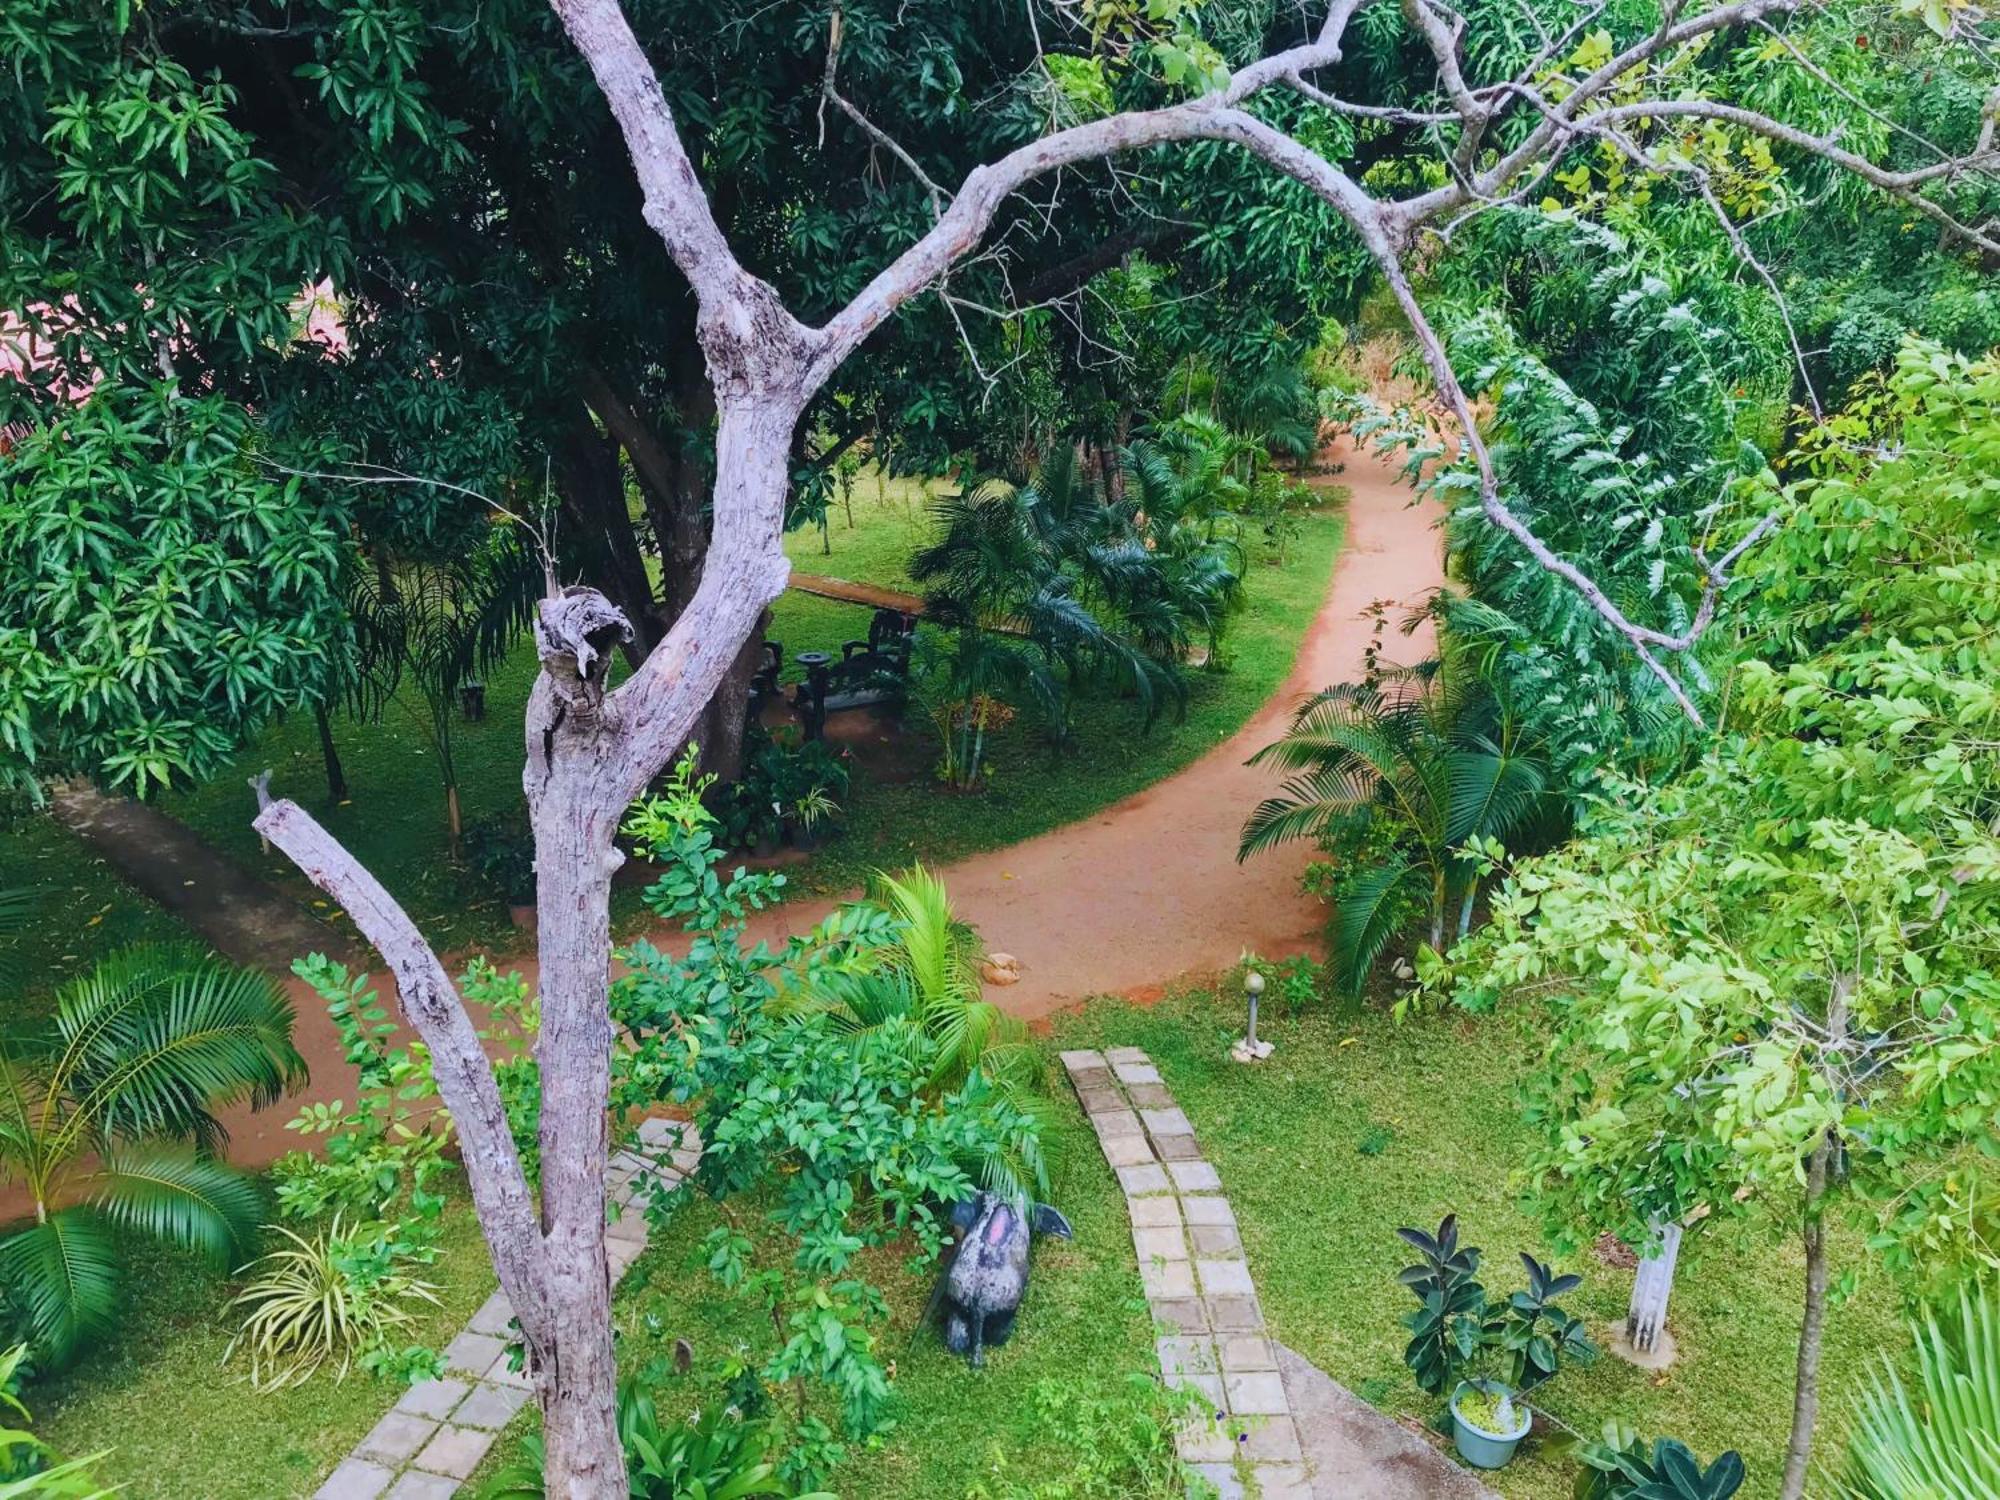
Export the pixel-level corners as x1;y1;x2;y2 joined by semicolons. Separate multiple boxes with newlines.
310;1118;700;1500
1060;1046;1310;1500
1060;1046;1498;1500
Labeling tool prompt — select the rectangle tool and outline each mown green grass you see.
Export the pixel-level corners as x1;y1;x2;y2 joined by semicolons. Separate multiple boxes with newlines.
34;1184;499;1500
158;631;550;957
0;812;195;1024
1048;985;1907;1500
783;468;938;595
463;1071;1158;1497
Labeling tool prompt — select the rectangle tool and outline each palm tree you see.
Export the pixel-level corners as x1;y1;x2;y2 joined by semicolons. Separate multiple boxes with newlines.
910;447;1192;758
0;946;306;1363
785;866;1049;1202
1239;653;1548;995
1833;1281;2000;1498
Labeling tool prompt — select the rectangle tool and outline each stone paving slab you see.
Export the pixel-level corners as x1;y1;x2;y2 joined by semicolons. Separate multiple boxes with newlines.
1062;1049;1500;1500
311;1120;700;1500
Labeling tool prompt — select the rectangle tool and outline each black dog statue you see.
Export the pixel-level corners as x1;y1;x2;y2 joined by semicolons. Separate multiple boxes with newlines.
932;1190;1073;1366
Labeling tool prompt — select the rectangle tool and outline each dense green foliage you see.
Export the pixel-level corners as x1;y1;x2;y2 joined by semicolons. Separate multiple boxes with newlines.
1241;647;1549;994
909;438;1252;779
1451;342;2000;1489
0;392;350;797
610;761;1048;1468
1565;1424;1746;1500
0;1345;110;1500
482;1378;833;1499
0;0;1352;807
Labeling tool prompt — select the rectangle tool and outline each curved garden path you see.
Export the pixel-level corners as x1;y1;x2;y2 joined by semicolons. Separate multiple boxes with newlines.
737;434;1441;1019
46;436;1440;1170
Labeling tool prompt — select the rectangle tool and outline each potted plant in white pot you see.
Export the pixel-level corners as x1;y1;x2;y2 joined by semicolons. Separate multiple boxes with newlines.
1393;1215;1597;1471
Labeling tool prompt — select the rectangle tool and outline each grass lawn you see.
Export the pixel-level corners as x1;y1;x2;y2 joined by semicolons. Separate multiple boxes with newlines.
0;811;196;1023
463;1063;1165;1498
35;1184;499;1500
1048;985;1906;1500
158;629;550;958
783;468;938;595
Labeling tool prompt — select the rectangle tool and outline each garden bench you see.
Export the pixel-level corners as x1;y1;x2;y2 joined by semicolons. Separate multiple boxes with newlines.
791;608;917;740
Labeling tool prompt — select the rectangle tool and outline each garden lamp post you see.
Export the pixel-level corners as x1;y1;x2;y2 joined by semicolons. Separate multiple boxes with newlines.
1231;969;1274;1064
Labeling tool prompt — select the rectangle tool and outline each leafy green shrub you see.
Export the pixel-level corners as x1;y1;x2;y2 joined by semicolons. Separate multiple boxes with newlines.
613;757;1048;1442
1394;1215;1594;1399
0;945;303;1363
482;1379;831;1499
1564;1422;1746;1500
713;728;852;852
0;1344;112;1497
224;1215;442;1390
783;863;1050;1200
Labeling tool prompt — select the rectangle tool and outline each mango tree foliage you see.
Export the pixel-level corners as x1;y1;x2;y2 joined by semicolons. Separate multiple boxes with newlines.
0;389;349;796
0;8;355;796
1461;342;2000;1496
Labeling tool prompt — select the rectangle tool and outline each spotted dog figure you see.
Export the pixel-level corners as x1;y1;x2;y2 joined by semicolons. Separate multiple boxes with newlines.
933;1191;1074;1366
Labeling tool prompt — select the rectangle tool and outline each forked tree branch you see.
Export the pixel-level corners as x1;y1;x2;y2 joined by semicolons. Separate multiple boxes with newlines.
251;797;550;1328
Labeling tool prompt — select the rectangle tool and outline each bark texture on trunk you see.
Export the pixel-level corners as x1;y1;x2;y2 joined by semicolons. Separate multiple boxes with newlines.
255;385;802;1498
313;701;349;803
558;408;660;667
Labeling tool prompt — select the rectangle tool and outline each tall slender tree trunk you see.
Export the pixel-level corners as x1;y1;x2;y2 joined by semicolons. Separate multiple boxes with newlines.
558;408;661;669
1780;1134;1833;1500
1626;1217;1681;1356
314;702;349;802
1780;979;1849;1500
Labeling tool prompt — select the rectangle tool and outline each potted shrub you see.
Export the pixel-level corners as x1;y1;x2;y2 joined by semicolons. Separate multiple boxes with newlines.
465;809;537;928
1393;1215;1596;1472
1449;1379;1531;1469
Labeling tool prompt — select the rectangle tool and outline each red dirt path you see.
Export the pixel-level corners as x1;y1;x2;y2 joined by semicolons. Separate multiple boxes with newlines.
733;438;1441;1019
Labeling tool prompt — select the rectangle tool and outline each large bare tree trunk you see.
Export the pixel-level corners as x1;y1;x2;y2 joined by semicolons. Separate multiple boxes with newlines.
524;760;625;1489
256;390;802;1498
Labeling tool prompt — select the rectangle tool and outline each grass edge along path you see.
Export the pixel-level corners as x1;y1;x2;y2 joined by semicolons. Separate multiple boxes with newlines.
144;490;1345;945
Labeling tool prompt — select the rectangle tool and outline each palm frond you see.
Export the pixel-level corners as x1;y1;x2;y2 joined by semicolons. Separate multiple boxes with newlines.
1328;855;1427;1000
54;945;305;1154
91;1146;263;1268
0;1211;118;1366
1833;1281;2000;1499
